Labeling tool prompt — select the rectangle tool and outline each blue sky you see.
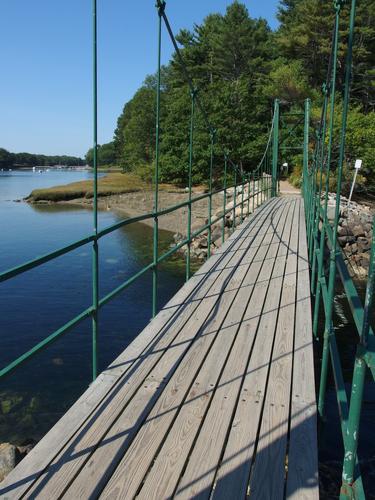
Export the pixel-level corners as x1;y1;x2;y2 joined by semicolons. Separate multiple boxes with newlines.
0;1;280;158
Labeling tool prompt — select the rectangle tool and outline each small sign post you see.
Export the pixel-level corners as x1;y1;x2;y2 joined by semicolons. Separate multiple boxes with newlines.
348;159;362;207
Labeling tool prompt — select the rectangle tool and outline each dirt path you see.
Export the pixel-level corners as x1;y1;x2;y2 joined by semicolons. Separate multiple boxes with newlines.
279;180;301;196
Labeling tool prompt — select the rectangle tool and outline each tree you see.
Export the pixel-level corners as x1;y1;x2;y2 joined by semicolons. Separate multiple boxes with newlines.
0;148;13;168
85;142;116;167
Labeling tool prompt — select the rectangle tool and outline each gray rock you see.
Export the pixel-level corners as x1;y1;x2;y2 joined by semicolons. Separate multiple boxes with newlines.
357;237;371;253
350;243;358;254
338;235;355;247
351;225;365;238
199;236;208;248
337;226;352;237
0;443;18;481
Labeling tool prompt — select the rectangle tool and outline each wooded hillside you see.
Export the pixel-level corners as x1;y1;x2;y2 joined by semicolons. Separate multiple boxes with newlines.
87;0;375;192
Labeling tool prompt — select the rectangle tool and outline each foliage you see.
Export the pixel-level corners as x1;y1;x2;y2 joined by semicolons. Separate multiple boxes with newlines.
288;163;303;188
98;0;374;192
0;148;85;168
85;142;116;167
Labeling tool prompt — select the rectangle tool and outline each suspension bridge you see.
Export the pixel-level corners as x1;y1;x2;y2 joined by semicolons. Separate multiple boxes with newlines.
0;0;374;498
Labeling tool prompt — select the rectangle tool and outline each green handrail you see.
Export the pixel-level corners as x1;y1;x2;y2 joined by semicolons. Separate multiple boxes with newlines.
301;0;374;497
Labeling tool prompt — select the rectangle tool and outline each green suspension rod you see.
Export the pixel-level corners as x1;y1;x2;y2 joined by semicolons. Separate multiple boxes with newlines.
222;154;228;244
186;88;196;279
207;129;215;259
272;99;279;197
318;0;357;418
312;7;342;243
91;0;99;381
152;0;165;315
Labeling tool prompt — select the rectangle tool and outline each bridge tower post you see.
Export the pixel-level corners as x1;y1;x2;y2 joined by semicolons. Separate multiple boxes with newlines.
303;98;310;206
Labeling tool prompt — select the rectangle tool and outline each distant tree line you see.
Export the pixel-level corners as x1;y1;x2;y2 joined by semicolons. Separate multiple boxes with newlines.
0;148;85;168
87;0;375;191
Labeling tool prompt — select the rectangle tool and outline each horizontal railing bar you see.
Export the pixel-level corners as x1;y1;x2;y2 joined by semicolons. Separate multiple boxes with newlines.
0;185;268;380
0;181;260;285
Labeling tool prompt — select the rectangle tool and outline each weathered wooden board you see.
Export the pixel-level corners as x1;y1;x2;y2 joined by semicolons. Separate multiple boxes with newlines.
99;200;288;500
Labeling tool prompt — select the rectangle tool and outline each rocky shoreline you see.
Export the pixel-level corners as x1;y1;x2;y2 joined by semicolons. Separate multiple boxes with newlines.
324;193;374;279
172;184;260;262
0;441;35;482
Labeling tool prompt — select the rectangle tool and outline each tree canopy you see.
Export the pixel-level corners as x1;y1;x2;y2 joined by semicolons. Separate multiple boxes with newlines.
90;0;375;192
0;148;85;168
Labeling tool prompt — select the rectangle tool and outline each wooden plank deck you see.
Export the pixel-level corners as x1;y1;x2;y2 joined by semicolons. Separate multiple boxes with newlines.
0;197;319;499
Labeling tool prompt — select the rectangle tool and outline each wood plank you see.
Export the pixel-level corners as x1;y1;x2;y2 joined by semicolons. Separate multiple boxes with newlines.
18;201;280;499
97;201;288;500
248;197;300;500
286;200;319;499
169;199;296;499
212;198;298;499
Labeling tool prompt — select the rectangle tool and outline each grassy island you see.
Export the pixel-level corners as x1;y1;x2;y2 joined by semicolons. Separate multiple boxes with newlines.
27;173;148;202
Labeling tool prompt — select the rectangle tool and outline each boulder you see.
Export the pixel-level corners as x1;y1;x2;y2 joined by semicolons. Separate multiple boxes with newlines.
359;253;370;269
338;235;355;247
199;236;208;248
351;225;365;238
337;226;352;237
357;237;370;253
0;443;18;481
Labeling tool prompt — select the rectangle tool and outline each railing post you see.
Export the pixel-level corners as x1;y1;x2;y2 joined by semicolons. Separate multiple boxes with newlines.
247;174;250;216
186;88;196;280
207;129;215;259
319;0;356;418
252;172;255;213
91;0;99;381
271;99;279;197
222;153;228;244
303;98;310;200
233;167;237;232
152;0;165;314
240;171;244;224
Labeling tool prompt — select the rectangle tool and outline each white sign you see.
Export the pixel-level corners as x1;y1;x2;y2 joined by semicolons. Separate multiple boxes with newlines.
354;159;362;170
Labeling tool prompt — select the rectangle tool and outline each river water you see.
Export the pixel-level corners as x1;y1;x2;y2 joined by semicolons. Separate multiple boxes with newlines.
0;170;185;443
0;171;373;495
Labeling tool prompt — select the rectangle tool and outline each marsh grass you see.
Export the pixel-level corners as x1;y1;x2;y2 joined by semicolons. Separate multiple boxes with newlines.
29;173;149;202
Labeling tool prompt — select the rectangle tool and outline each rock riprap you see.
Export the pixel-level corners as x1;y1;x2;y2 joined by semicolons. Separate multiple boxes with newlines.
323;193;374;278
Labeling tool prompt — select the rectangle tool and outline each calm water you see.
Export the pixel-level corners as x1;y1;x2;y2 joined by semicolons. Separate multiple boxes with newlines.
0;170;185;443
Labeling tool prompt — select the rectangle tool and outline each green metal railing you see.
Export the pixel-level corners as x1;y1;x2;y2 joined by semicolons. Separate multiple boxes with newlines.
302;0;375;498
0;1;278;394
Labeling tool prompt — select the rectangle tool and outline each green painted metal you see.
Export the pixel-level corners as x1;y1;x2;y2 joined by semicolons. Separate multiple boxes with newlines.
207;130;215;259
152;0;165;315
186;89;196;281
271;99;279;197
300;0;374;497
221;154;228;244
92;0;99;381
